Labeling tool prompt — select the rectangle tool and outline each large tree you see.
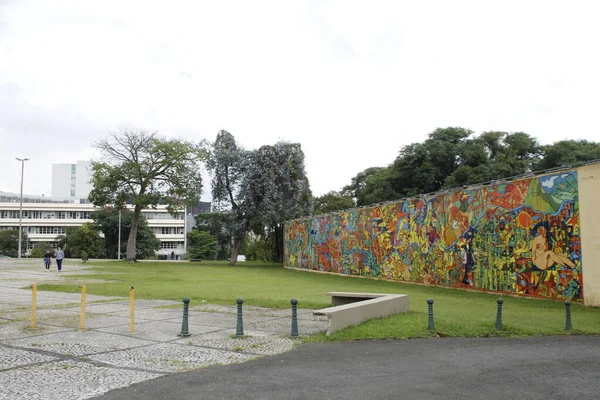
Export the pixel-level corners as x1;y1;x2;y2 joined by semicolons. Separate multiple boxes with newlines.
313;191;355;215
194;212;234;260
444;131;540;188
186;230;218;260
30;242;54;258
354;128;541;205
0;230;27;258
206;130;310;265
60;224;105;258
342;167;382;206
257;141;312;263
534;140;600;171
89;129;204;261
90;207;160;259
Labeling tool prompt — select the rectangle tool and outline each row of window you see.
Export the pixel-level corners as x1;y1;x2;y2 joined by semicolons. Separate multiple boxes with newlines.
160;241;184;249
0;195;86;204
0;210;185;220
28;242;58;250
26;226;66;234
1;226;185;239
153;227;185;235
142;212;184;220
0;211;92;219
0;226;68;234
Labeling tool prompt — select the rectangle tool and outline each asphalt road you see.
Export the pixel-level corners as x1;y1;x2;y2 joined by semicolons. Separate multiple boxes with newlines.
97;336;600;400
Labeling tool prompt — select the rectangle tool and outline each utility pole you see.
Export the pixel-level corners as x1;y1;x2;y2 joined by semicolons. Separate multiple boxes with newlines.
15;158;30;259
118;209;122;260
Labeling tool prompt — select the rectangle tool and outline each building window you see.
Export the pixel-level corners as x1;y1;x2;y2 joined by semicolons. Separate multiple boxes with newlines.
160;241;183;249
1;211;22;218
26;226;66;235
142;212;184;220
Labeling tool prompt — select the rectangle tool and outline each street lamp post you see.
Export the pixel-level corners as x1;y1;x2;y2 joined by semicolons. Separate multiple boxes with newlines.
118;209;122;260
16;157;30;259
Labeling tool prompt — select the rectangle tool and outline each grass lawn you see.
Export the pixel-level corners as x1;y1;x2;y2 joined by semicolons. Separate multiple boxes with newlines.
36;260;600;341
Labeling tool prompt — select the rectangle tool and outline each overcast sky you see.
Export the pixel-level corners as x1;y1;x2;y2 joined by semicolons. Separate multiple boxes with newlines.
1;0;599;201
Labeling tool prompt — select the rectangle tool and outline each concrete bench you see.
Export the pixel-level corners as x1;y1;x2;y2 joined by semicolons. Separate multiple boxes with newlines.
313;292;410;335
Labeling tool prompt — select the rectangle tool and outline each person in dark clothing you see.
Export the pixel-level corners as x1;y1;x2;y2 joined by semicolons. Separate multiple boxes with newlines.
462;243;476;285
43;250;52;271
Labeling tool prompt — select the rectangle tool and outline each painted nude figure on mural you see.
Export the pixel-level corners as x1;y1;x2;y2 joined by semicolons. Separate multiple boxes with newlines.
531;226;575;270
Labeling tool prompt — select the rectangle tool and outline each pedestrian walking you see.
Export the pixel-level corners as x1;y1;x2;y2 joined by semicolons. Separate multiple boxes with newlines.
55;247;65;272
462;243;477;286
43;250;52;272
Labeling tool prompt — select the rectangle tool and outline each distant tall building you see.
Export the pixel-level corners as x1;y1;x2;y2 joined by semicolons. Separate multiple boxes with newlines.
51;161;92;199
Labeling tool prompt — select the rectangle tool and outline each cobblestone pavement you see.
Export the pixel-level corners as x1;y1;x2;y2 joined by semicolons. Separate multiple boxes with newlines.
0;259;329;400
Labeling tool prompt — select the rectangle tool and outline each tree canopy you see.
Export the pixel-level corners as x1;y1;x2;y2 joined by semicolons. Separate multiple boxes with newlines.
313;191;355;215
186;230;218;260
90;207;160;259
206;130;311;265
534;140;600;171
193;212;234;260
89;128;204;261
59;224;105;258
0;230;27;258
343;127;600;207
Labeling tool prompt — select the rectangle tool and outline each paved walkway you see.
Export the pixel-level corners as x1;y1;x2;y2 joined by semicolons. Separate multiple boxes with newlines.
97;335;600;400
0;259;328;400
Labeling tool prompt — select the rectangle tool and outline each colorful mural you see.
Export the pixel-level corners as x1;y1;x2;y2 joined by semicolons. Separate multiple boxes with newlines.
285;171;583;301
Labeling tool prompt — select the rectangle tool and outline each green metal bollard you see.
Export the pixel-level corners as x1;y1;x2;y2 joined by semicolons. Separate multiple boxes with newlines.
178;297;190;337
236;298;244;337
495;298;503;331
291;298;299;338
427;298;435;331
565;301;572;331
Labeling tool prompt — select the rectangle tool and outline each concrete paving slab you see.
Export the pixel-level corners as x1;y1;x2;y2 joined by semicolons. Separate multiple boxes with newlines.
0;320;74;341
0;346;59;370
95;319;224;341
45;314;134;330
0;258;329;399
88;342;255;373
0;360;163;400
183;331;299;355
4;330;157;357
161;310;305;329
106;307;185;320
85;300;179;314
247;317;327;335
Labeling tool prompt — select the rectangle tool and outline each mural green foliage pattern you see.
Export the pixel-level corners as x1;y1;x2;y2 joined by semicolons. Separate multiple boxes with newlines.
285;171;583;301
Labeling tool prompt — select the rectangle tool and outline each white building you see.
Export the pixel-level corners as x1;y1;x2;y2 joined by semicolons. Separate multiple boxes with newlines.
0;191;210;259
51;161;92;199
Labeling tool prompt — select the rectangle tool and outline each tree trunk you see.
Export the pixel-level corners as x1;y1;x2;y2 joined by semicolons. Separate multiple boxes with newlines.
274;224;283;263
126;205;141;262
229;235;244;266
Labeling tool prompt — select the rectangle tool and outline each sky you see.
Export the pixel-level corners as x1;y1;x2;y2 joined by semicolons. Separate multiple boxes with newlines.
1;0;599;201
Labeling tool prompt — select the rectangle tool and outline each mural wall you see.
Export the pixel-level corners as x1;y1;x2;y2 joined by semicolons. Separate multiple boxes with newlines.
285;171;583;302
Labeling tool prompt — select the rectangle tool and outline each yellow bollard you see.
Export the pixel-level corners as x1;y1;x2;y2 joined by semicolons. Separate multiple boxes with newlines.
30;283;37;329
79;284;86;331
129;286;135;333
